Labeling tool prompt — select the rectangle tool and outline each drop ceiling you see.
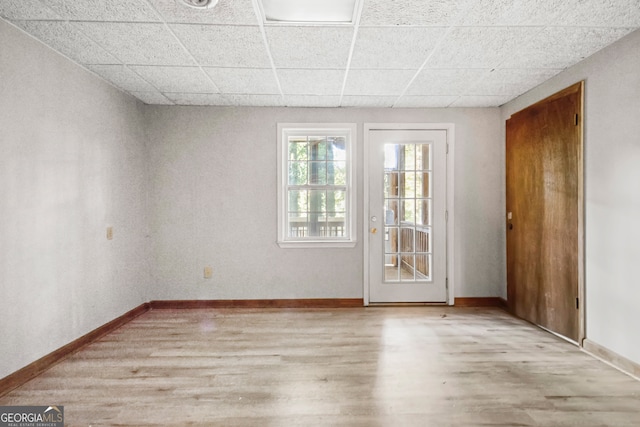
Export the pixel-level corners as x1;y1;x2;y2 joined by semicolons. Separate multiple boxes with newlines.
1;0;638;107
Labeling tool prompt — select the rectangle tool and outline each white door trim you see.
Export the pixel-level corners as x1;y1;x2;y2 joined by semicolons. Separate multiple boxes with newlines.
364;123;455;306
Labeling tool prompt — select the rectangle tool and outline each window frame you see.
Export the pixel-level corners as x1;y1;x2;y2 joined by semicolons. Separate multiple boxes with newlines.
277;123;357;248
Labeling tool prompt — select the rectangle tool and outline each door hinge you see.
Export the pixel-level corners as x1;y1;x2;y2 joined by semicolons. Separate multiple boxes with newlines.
575;114;579;126
446;143;449;154
576;297;579;309
445;210;449;222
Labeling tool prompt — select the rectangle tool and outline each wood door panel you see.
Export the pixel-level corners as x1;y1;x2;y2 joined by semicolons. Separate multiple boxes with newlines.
506;82;582;342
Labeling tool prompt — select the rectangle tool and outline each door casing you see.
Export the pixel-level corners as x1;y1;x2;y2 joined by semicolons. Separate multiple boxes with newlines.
364;123;455;306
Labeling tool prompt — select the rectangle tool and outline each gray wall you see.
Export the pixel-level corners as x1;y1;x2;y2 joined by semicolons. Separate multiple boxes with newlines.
0;21;151;378
144;106;505;300
502;29;640;364
1;18;505;379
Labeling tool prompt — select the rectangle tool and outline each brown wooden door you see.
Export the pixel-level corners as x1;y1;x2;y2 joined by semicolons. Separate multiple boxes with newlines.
506;82;583;342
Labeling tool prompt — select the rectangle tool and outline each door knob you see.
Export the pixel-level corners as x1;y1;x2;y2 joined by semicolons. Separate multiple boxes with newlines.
371;227;378;234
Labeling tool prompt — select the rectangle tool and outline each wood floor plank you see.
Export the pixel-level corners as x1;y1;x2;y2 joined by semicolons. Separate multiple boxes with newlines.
1;307;639;426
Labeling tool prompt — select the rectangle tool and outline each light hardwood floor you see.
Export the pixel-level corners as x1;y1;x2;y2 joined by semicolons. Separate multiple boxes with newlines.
2;307;639;426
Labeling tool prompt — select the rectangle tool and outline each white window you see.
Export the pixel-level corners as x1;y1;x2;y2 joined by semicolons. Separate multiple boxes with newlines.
277;123;357;248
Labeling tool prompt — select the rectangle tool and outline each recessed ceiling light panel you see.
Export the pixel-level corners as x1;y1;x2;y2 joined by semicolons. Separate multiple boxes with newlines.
180;0;219;9
258;0;359;24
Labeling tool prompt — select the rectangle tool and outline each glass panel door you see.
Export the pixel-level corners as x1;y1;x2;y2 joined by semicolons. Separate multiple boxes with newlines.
383;143;432;282
368;129;447;303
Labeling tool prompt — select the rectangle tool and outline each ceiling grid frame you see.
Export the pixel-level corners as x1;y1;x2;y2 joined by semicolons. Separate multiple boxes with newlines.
1;0;638;108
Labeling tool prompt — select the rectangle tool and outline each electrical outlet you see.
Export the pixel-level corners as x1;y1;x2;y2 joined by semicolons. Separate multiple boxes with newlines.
204;266;213;279
106;226;113;240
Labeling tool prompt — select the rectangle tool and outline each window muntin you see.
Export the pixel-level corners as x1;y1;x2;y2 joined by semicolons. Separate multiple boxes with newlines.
278;124;356;247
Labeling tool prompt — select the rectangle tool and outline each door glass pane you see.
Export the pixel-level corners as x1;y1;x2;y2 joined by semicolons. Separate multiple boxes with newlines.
385;200;398;225
383;142;433;283
385;226;398;251
385;145;399;170
417;144;431;170
385;260;399;281
415;227;430;254
416;253;430;279
402;172;416;198
400;254;415;281
416;199;431;226
416;172;431;197
384;225;399;281
401;199;415;223
384;172;398;198
400;226;414;252
401;145;415;171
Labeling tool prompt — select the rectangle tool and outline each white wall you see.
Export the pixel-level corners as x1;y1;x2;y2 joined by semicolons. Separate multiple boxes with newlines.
501;29;640;364
145;106;504;301
0;21;151;378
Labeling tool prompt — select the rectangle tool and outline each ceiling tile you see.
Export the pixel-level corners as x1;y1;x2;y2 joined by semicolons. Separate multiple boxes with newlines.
0;0;61;20
394;96;458;108
500;27;636;69
426;27;540;69
164;92;231;105
130;91;174;105
461;0;567;26
204;67;279;94
149;0;257;25
360;0;471;26
222;94;284;106
265;26;353;69
468;69;562;96
343;69;415;96
162;93;283;106
278;69;344;95
87;64;157;92
74;22;194;65
45;0;160;22
130;66;218;93
171;24;270;67
550;0;640;27
407;68;489;96
450;95;514;107
284;95;341;108
11;20;119;64
350;27;444;69
341;96;397;108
